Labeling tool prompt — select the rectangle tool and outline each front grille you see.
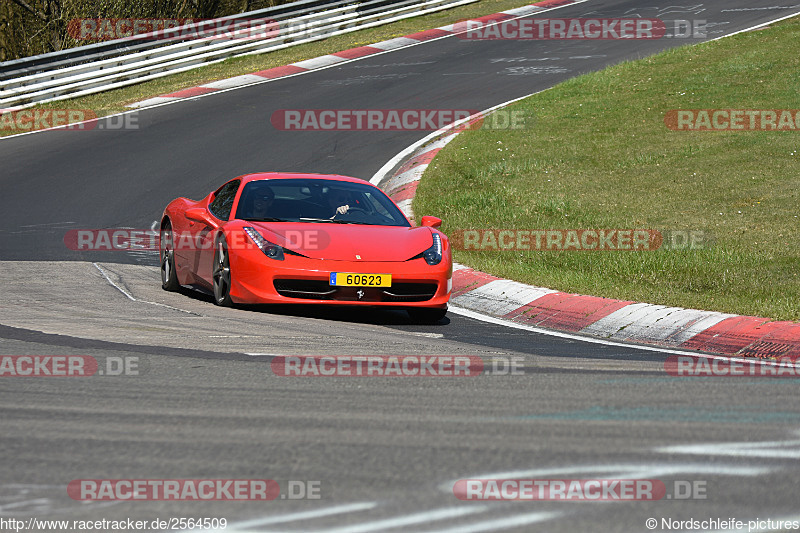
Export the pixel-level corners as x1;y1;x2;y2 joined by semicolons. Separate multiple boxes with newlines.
381;283;438;302
273;279;335;299
274;279;437;302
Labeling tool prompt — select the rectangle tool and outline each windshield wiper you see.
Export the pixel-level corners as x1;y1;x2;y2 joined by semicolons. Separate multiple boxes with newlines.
299;217;347;224
298;218;384;226
242;217;287;222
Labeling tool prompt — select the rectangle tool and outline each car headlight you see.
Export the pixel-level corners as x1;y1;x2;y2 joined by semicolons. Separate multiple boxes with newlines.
244;227;284;261
422;233;443;265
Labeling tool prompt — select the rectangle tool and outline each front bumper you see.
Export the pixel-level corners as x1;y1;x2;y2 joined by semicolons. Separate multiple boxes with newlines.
228;251;451;308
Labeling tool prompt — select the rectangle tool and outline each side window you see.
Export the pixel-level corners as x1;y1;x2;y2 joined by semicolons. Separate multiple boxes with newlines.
208;180;240;221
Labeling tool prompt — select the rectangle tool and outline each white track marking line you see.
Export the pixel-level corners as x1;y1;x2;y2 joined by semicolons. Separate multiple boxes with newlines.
92;262;198;315
303;505;487;533
93;262;135;301
659;439;800;459
420;510;562;533
18;221;76;228
405;331;445;338
710;10;800;39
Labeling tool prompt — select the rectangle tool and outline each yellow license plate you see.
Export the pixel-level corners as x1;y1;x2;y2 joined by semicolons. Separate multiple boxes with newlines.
329;272;391;287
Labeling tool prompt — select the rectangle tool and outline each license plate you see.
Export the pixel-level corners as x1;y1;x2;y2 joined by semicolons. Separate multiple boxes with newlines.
329;272;391;287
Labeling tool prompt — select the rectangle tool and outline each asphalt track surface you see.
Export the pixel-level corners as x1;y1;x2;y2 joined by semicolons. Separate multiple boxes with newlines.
2;1;800;531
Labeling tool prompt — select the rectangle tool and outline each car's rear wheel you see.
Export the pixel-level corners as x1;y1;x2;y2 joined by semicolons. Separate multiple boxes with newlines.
408;307;447;324
160;221;180;291
212;236;234;307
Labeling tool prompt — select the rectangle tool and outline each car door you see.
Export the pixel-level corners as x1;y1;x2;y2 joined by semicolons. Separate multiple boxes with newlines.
193;179;240;285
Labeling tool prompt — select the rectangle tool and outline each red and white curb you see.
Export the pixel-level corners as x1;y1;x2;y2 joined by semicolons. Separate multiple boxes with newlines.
449;269;800;358
371;110;800;361
126;0;583;109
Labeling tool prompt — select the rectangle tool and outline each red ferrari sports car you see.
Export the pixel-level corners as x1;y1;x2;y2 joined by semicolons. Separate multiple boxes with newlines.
159;173;452;322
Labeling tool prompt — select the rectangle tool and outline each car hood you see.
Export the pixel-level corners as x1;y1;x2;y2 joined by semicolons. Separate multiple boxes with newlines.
250;222;434;262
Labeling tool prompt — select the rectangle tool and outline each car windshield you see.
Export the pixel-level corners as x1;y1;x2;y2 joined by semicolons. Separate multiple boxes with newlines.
234;178;411;227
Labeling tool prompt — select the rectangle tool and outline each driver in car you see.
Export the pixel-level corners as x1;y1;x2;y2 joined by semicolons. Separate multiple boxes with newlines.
327;189;353;218
249;187;275;219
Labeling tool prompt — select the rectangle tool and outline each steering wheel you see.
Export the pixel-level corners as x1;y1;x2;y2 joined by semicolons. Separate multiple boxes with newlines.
331;206;370;220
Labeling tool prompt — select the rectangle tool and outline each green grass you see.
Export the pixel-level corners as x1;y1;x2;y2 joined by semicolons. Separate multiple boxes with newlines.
415;18;800;321
1;0;531;136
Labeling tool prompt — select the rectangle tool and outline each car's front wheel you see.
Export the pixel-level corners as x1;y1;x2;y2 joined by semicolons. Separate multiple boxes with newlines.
407;307;447;324
212;236;234;307
160;220;180;291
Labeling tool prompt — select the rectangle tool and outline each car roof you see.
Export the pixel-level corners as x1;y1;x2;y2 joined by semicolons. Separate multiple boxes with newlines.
236;172;371;186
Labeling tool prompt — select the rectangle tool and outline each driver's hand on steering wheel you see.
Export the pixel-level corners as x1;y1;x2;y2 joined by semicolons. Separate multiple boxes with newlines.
335;204;350;215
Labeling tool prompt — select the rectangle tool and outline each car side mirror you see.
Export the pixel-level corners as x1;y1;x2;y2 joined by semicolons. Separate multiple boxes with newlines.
185;207;218;227
420;216;442;229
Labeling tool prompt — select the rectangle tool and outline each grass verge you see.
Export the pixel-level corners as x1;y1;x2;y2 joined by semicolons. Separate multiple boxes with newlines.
415;17;800;321
2;0;533;137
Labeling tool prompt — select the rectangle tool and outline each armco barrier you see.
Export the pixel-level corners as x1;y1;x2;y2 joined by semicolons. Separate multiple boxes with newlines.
0;0;477;109
0;0;346;80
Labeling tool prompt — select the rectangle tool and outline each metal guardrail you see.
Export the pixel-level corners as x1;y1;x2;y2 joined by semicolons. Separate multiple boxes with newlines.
0;0;476;109
0;0;352;80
